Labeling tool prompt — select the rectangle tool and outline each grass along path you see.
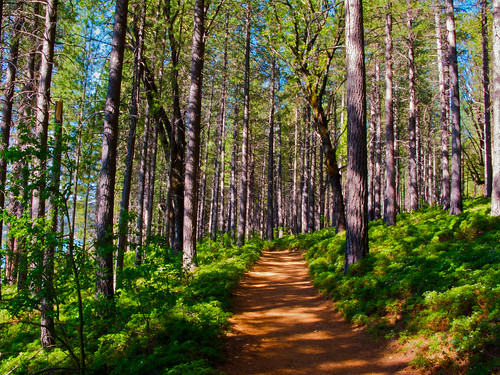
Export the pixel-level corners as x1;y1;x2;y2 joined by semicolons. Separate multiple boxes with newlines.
218;250;419;375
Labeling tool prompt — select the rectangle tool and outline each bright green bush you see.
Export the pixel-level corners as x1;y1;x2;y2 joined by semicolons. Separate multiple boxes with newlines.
294;198;500;374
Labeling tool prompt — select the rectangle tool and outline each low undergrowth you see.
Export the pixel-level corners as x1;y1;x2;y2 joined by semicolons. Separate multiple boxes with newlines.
0;236;263;374
275;198;500;374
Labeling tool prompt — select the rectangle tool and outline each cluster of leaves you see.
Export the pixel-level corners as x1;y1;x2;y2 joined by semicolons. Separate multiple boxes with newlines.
276;198;500;374
0;236;263;374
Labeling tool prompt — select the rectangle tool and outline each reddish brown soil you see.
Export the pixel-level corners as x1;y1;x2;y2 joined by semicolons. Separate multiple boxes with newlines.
218;250;419;375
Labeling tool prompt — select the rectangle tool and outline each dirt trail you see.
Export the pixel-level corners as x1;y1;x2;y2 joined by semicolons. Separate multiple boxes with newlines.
218;250;418;375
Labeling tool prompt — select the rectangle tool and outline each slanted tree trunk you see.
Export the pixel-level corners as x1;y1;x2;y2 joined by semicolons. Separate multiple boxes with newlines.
116;0;145;281
345;0;368;273
182;0;205;271
481;0;492;197
492;0;500;215
95;0;129;302
237;3;251;247
407;2;418;211
446;0;463;215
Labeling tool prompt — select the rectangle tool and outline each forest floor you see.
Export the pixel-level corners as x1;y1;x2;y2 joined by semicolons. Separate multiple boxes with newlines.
217;250;420;375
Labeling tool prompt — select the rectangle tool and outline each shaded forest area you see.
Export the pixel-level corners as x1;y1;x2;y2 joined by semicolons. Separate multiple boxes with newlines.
0;0;499;373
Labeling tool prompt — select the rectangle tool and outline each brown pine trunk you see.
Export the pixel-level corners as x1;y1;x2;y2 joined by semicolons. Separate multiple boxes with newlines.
145;124;158;244
41;101;63;348
116;0;145;280
345;0;368;273
492;0;500;215
407;3;418;212
435;8;451;209
228;103;239;238
266;63;275;240
237;3;251;247
446;0;463;215
374;59;382;220
384;4;396;226
0;2;23;298
135;117;150;264
481;0;492;197
182;0;205;270
95;0;128;302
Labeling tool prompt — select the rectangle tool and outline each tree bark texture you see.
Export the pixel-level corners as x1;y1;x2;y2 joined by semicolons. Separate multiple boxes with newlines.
237;3;251;247
492;0;500;215
95;0;128;301
407;3;418;211
266;62;275;240
446;0;463;215
384;4;396;226
345;0;368;273
116;0;145;279
481;0;492;197
182;0;205;271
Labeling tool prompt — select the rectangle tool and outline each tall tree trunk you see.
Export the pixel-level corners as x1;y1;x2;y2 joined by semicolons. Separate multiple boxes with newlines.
0;1;22;299
308;133;316;233
384;4;396;226
145;124;158;244
116;0;145;282
33;0;58;346
228;103;239;238
166;0;185;254
292;103;299;234
374;59;382;220
345;0;368;273
301;126;309;234
446;0;463;215
237;3;251;247
182;0;205;271
407;3;418;211
266;62;275;240
492;0;500;215
95;0;128;302
135;117;150;264
481;0;492;197
40;101;63;348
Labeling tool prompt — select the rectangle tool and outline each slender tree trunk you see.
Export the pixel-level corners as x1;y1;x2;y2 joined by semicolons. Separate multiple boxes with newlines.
446;0;463;215
308;134;316;233
374;59;382;220
301;126;309;234
345;0;368;273
237;3;251;247
135;118;150;264
266;62;275;240
198;90;213;240
228;104;239;238
182;0;205;270
276;105;284;236
292;103;299;234
34;0;58;346
0;2;23;298
166;0;186;254
40;101;63;348
407;3;418;211
481;0;492;197
116;0;145;281
145;124;158;244
492;0;500;215
384;4;396;226
95;0;128;302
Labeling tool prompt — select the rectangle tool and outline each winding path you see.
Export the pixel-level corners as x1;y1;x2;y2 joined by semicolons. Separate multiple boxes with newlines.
218;250;418;375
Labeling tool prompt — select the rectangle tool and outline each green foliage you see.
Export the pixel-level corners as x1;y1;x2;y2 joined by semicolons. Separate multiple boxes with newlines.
0;239;263;374
275;198;500;374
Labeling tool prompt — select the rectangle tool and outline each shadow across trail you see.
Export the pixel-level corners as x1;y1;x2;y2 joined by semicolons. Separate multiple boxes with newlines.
218;250;418;375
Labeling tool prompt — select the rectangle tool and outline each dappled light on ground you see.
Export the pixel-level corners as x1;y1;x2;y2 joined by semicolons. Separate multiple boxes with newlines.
218;250;418;375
